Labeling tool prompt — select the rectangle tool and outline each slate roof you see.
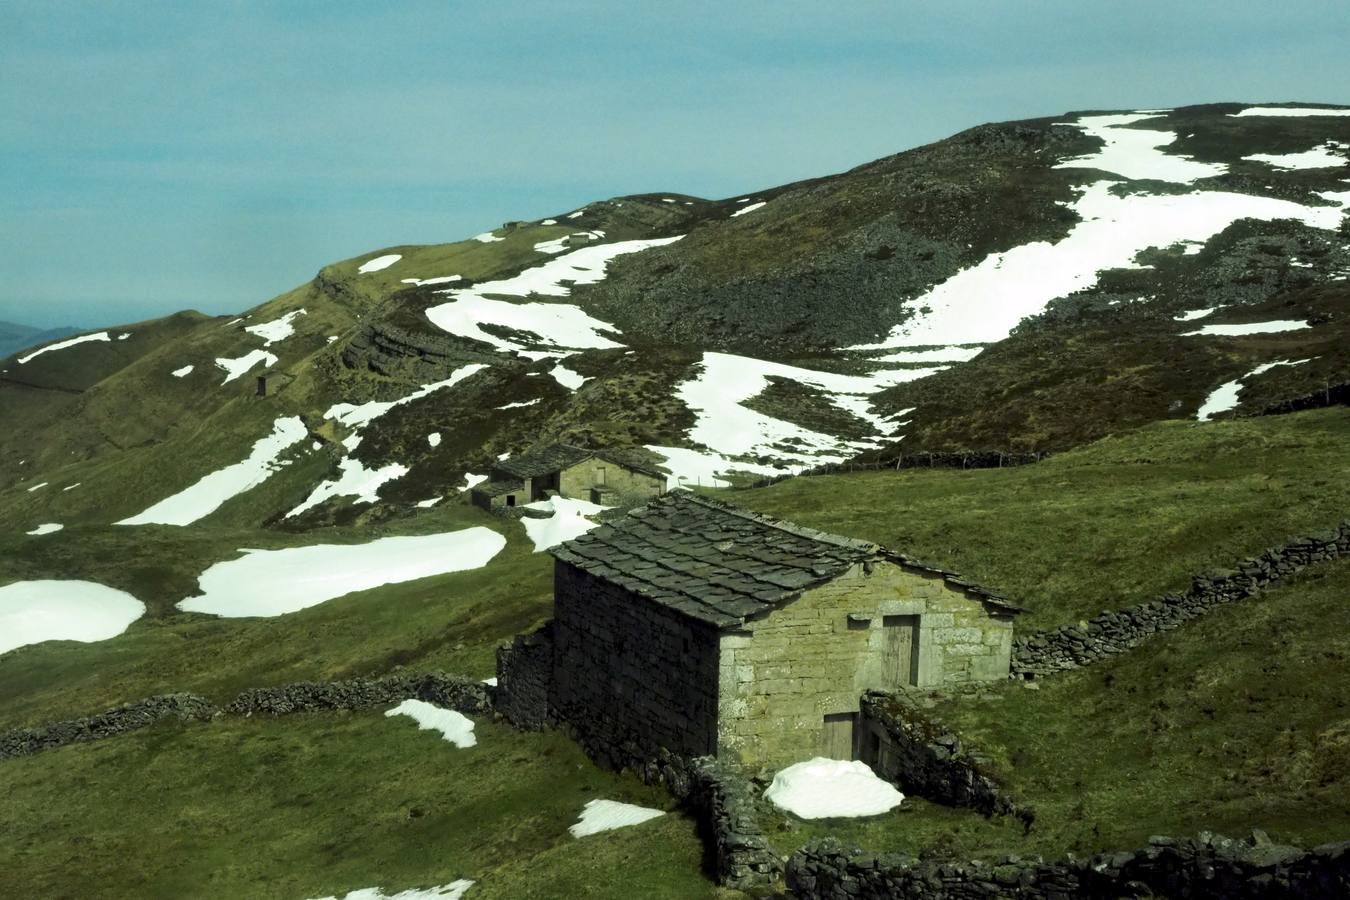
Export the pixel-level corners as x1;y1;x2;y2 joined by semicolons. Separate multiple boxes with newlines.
551;490;1019;630
496;443;665;480
474;477;525;497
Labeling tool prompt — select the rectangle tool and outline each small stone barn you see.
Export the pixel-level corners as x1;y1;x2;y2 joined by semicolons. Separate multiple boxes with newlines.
529;491;1021;769
470;443;666;511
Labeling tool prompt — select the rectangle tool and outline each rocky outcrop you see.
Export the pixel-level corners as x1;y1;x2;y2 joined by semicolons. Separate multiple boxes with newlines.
857;692;1031;825
341;323;498;380
0;693;217;760
225;672;491;716
787;831;1350;899
1013;521;1350;677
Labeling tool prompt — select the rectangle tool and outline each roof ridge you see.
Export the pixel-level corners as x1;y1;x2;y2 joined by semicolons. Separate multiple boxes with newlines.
671;490;881;554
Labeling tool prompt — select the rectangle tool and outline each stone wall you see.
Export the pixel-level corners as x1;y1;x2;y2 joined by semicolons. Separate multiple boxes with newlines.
0;693;217;760
787;830;1350;899
1255;380;1350;416
558;458;664;504
856;691;1030;824
685;756;784;891
718;561;1015;767
550;561;722;766
745;450;1046;489
1013;522;1350;677
494;624;554;730
225;672;491;716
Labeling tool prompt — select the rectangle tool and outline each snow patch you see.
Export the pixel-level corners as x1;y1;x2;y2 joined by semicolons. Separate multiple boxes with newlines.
1229;107;1350;118
172;364;194;377
1174;308;1216;322
401;275;462;286
871;346;983;364
496;398;539;410
384;699;477;748
1054;113;1227;184
326;364;488;432
1182;320;1309;337
62;483;81;491
1244;142;1349;170
286;457;409;518
17;331;111;364
0;580;145;655
415;497;441;508
765;758;905;819
216;349;278;384
569;799;665;837
520;495;609;551
117;417;309;526
731;201;766;217
548;363;589;390
307;879;474;900
1197;358;1310;421
25;523;63;536
178;529;506;617
357;254;401;273
473;231;503;243
245;309;307;345
427;433;442;448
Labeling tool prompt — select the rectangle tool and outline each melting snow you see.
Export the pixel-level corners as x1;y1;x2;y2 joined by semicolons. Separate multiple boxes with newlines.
473;231;504;243
0;580;145;655
178;529;506;617
427;433;442;448
26;482;48;492
871;346;983;364
384;699;477;748
1174;308;1216;322
644;445;784;489
415;497;441;508
117;417;309;526
357;254;402;273
462;473;487;491
731;201;766;217
1182;320;1309;337
567;209;586;219
1229;107;1350;118
286;457;410;518
172;364;194;377
25;523;63;536
765;758;905;819
1054;113;1227;184
569;799;665;837
541;218;557;225
17;331;111;364
401;275;463;287
307;880;475;900
850;181;1345;351
216;349;279;384
521;496;609;551
549;363;589;390
1244;142;1349;170
424;237;682;354
117;333;131;340
496;399;539;410
245;309;307;345
325;365;488;432
62;483;80;491
1197;358;1310;421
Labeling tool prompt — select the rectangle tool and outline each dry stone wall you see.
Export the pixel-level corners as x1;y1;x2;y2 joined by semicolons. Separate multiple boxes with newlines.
787;830;1350;899
1013;521;1350;677
857;691;1030;824
685;756;785;891
225;672;491;716
494;624;554;730
0;693;217;760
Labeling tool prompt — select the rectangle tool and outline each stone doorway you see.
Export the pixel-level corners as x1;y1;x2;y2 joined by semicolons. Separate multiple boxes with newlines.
882;614;920;687
821;711;857;760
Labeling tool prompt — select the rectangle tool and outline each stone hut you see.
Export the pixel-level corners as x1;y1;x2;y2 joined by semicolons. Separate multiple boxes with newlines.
470;443;665;511
255;370;294;397
504;491;1020;769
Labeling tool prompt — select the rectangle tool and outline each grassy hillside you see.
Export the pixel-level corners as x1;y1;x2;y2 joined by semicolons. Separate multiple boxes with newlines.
0;712;727;900
729;407;1350;630
769;556;1350;861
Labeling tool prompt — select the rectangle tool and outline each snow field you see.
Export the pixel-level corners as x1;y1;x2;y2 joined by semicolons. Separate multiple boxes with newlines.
0;580;145;655
1244;142;1349;170
548;363;589;390
764;758;905;819
385;700;477;748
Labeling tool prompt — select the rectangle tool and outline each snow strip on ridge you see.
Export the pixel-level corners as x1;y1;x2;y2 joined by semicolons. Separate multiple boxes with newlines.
245;309;307;345
178;529;506;617
1244;142;1349;170
424;237;683;354
765;758;904;819
25;523;63;536
216;349;278;384
473;231;504;243
1;580;145;655
1229;107;1350;118
731;201;766;217
17;331;111;364
1174;308;1216;322
357;254;401;273
117;417;309;526
385;699;477;748
1197;359;1310;421
1182;320;1309;337
569;799;665;837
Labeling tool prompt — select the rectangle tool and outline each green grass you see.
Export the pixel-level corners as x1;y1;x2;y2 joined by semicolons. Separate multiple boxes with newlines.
0;504;554;729
0;711;729;900
728;408;1350;630
763;557;1350;861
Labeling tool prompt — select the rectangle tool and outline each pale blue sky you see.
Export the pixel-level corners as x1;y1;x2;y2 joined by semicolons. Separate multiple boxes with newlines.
2;1;1347;328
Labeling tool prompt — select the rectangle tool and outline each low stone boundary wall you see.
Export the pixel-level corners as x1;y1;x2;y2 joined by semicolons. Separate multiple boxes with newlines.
686;757;784;891
743;450;1046;490
857;691;1030;824
1013;521;1350;677
786;830;1350;899
0;693;217;760
225;672;491;716
1255;380;1350;416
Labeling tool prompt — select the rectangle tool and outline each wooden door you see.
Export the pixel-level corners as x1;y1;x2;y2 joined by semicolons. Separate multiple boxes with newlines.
821;712;856;760
882;615;920;687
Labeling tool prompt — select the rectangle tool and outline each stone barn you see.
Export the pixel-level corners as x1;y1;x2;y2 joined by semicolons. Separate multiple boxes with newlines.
470;443;666;511
509;491;1021;769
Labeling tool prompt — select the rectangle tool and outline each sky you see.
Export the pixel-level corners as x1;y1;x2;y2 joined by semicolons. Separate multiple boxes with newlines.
2;1;1348;329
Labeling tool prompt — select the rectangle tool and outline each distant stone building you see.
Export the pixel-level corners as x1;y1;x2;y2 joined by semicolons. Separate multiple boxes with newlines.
470;443;666;511
499;491;1021;769
255;370;294;397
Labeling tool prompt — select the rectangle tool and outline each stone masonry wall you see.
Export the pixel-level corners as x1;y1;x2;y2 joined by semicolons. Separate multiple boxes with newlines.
685;756;785;891
1013;521;1350;677
718;561;1014;767
494;623;554;730
787;830;1350;899
550;562;722;766
856;691;1031;823
0;693;217;760
559;459;664;503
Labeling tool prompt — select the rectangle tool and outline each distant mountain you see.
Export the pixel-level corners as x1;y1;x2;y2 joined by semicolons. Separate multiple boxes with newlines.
2;101;1348;532
0;321;79;360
